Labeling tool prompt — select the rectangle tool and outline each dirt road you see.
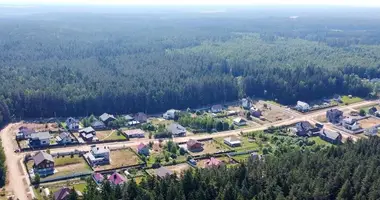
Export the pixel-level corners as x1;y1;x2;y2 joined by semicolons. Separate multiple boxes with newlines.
0;123;30;200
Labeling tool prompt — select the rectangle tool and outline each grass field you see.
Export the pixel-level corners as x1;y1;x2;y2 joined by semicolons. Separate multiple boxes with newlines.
54;155;85;167
96;130;127;141
308;137;332;146
189;140;229;156
215;136;259;152
94;149;143;171
34;180;87;199
341;96;363;105
231;154;252;162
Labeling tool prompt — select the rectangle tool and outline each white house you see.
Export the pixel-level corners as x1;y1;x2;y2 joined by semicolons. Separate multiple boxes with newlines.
224;136;241;147
163;109;177;120
295;101;310;111
65;117;79;131
342;118;361;131
86;145;110;166
233;117;247;126
56;132;75;144
242;98;251;109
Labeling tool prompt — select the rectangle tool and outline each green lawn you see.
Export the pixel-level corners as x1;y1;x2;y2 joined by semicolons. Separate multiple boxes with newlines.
341;96;363;105
54;156;85;167
308;137;332;146
215;137;259;152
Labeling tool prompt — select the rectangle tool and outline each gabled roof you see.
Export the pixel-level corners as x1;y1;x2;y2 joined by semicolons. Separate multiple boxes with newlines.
187;139;202;148
321;130;341;140
206;157;222;167
137;143;148;151
91;120;105;127
19;127;35;134
295;121;313;132
54;187;71;200
91;146;109;155
66;117;79;124
59;132;71;139
123;129;145;136
99;113;116;122
155;167;173;178
108;172;126;185
124;115;134;121
343;117;356;125
31;132;51;140
224;136;241;143
80;127;95;134
233;117;246;123
369;107;378;112
33;151;54;166
93;173;105;182
167;123;186;135
135;112;148;122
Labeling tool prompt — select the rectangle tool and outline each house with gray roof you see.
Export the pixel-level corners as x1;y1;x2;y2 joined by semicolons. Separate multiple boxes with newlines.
79;127;96;141
134;112;148;123
29;132;51;147
33;151;54;177
319;129;342;144
167;123;186;137
85;145;110;166
155;167;173;179
56;132;75;145
99;113;116;125
91;120;106;130
365;127;378;136
65;117;79;131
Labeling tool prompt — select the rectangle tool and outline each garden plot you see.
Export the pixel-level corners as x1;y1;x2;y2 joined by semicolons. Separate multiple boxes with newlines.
187;140;230;157
253;101;291;123
215;136;259;152
358;117;380;129
19;123;59;133
137;142;188;167
94;148;143;171
165;163;191;175
96;130;126;141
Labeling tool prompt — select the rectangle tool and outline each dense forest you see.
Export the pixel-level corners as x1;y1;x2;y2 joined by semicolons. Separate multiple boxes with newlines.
61;137;380;200
1;6;380;125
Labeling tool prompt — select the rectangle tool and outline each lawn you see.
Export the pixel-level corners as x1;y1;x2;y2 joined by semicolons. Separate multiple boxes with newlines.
54;155;85;167
34;180;88;199
165;163;191;175
308;137;332;146
145;142;188;167
215;136;259;152
341;95;363;105
94;149;143;171
96;130;127;141
189;140;229;156
231;154;252;162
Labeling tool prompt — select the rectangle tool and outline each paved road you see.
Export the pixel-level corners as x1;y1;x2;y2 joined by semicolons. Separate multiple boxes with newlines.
0;99;377;200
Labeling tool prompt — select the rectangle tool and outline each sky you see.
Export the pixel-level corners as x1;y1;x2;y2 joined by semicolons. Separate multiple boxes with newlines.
0;0;380;7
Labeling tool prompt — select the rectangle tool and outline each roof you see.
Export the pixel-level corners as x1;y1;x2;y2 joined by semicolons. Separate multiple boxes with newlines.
233;117;246;123
66;117;79;123
108;172;126;185
211;104;223;111
187;139;201;147
80;127;95;134
99;113;116;122
369;107;378;112
93;173;104;182
155;167;173;178
91;120;105;127
81;133;94;139
19;127;35;134
297;101;309;107
167;123;186;135
31;132;51;140
123;129;145;136
295;121;313;132
135;112;148;122
327;109;343;115
59;132;71;139
91;146;110;154
206;157;222;167
54;187;71;200
137;143;148;151
33;151;54;166
343;117;356;125
224;136;241;143
321;130;341;140
166;109;177;115
124;115;134;121
365;127;378;135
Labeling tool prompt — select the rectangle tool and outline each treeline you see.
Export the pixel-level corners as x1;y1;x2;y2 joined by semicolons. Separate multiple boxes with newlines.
0;10;379;121
69;137;380;200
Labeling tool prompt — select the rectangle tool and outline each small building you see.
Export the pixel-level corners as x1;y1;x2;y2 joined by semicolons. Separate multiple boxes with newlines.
56;132;75;144
99;113;116;125
155;167;173;179
18;126;35;139
53;187;72;200
211;104;223;113
242;98;251;109
326;109;343;124
124;115;134;121
137;143;150;156
342;118;361;131
127;120;140;126
86;145;110;166
92;172;105;185
205;157;224;168
319;129;342;144
29;132;51;147
79;127;96;141
167;123;186;137
233;117;247;126
186;139;203;152
224;136;241;147
65;117;79;131
108;172;126;186
123;129;145;138
33;151;54;177
250;107;262;118
163;109;178;120
368;107;378;115
294;121;320;137
295;101;310;112
134;112;148;123
91;120;106;130
364;127;378;136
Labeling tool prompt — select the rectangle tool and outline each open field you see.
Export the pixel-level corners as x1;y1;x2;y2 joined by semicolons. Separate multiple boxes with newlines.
150;118;173;127
308;137;332;146
341;96;363;105
19;123;59;132
215;136;259;152
254;101;292;123
165;163;191;175
358;117;380;129
188;140;230;156
94;149;143;171
231;154;252;162
96;130;126;141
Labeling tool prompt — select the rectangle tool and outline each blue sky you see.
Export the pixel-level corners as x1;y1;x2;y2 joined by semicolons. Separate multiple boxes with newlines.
0;0;379;6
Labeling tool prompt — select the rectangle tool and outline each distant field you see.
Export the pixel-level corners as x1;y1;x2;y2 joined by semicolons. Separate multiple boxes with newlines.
95;149;143;171
341;96;363;105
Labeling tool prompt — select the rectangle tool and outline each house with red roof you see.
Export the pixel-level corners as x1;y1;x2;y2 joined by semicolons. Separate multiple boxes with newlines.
108;172;126;186
205;157;224;168
137;143;150;156
92;172;105;185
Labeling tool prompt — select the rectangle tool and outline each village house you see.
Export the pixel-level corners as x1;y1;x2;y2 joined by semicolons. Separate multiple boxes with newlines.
65;117;79;131
134;112;148;123
211;104;223;113
163;109;178;120
99;113;116;125
342;118;361;131
242;98;251;109
319;129;342;144
124;115;134;122
233;117;247;126
17;126;35;139
224;136;241;147
79;127;96;141
186;139;203;152
92;172;105;185
293;121;320;137
108;172;126;186
368;107;378;115
250;107;262;118
86;145;110;166
56;132;75;145
33;151;55;177
137;143;150;156
155;167;173;179
205;157;224;168
53;187;74;200
29;132;51;147
91;120;106;130
326;109;343;124
365;127;378;136
167;123;186;137
295;101;310;112
123;129;145;138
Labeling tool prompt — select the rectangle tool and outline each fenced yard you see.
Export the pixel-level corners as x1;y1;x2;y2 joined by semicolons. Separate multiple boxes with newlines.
214;136;259;152
96;130;127;141
94;148;143;171
165;163;191;175
358;117;380;129
188;140;229;156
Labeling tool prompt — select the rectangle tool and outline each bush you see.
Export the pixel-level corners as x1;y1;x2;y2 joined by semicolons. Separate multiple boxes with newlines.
179;147;187;155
